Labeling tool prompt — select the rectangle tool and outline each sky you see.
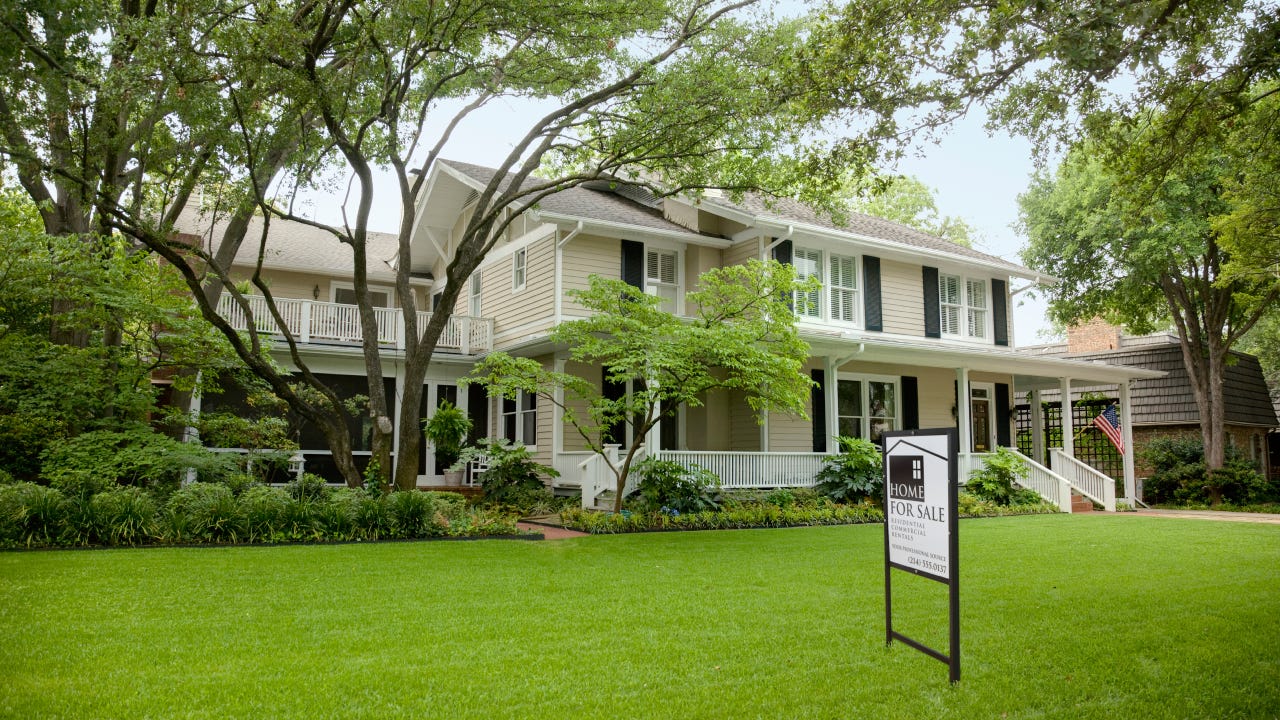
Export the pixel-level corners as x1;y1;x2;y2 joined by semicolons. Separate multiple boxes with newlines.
295;96;1059;347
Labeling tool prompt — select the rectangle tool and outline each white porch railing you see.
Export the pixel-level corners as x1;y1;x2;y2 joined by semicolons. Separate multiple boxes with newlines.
650;450;830;489
579;445;634;510
553;451;595;488
1007;449;1073;512
216;294;493;353
1050;449;1117;512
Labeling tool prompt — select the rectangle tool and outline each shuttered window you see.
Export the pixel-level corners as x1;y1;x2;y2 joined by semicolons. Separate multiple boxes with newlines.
645;248;679;313
939;273;961;335
793;247;823;319
829;253;859;323
939;272;989;340
966;279;987;338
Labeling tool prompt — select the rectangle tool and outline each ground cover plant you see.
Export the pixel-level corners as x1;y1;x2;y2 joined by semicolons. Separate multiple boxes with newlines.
2;515;1277;719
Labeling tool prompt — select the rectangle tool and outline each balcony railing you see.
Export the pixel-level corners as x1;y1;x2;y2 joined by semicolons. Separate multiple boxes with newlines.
216;294;493;354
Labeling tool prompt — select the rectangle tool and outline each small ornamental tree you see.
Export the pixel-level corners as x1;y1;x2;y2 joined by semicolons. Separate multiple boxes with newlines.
466;259;817;512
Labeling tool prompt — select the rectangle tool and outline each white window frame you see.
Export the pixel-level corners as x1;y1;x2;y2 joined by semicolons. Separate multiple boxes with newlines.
330;282;394;308
827;252;860;325
835;373;900;444
938;272;991;342
792;247;823;319
500;390;537;448
644;246;682;315
468;271;482;317
512;247;527;293
791;246;861;327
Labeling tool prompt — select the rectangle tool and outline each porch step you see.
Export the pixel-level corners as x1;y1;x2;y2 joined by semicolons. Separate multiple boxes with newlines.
1071;493;1094;513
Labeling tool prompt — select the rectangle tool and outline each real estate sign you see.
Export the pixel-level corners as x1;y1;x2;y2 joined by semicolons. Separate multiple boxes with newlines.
881;428;959;683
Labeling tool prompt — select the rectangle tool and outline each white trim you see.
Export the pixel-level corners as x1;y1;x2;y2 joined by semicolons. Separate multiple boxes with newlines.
533;211;729;248
834;371;901;443
938;271;992;343
968;381;996;453
330;281;395;307
511;247;527;293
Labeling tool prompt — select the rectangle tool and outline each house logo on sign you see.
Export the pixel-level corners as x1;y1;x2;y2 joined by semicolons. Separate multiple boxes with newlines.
888;455;925;502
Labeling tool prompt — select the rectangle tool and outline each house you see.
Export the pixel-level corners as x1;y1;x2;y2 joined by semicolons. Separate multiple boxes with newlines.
178;160;1163;511
1020;319;1279;487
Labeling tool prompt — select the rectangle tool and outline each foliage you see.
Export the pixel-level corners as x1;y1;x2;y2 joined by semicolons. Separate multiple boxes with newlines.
40;426;238;493
956;491;1060;518
966;447;1032;506
468;261;815;511
814;436;884;505
560;502;884;534
286;474;333;503
629;458;722;515
165;483;245;544
457;440;559;507
0;482;66;547
1141;438;1273;507
843;175;977;247
89;487;159;546
423;401;473;470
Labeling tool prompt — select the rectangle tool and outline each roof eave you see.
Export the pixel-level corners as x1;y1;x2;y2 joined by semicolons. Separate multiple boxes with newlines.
533;210;730;248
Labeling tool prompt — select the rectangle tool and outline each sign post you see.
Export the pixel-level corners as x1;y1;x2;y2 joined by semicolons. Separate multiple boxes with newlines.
882;428;959;683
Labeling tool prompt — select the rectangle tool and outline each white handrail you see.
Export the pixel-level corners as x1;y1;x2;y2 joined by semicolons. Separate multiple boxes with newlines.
649;450;830;489
1050;449;1117;512
1005;449;1072;513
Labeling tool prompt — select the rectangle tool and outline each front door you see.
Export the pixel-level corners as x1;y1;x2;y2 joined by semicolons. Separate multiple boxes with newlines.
970;383;994;453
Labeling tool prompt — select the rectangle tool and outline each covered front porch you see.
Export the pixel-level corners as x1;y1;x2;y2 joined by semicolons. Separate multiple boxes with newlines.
554;336;1163;511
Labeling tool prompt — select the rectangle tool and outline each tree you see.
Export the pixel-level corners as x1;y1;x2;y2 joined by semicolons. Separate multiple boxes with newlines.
845;175;977;247
1018;102;1280;494
466;260;817;512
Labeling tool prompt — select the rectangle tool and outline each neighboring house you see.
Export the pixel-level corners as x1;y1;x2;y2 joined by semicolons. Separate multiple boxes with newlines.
1020;319;1279;485
178;160;1163;511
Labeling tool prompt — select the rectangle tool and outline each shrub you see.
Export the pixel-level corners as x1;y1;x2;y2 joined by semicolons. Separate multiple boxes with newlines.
238;485;291;542
424;492;468;525
287;473;332;502
41;426;238;492
349;492;392;540
966;447;1030;506
165;483;244;543
814;436;883;504
319;488;361;540
630;457;722;514
89;486;157;545
387;490;445;538
0;413;66;482
1142;438;1272;505
0;482;66;546
460;440;558;505
423;400;472;470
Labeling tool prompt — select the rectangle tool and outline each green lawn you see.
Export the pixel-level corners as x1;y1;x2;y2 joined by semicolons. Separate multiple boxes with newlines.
2;515;1278;719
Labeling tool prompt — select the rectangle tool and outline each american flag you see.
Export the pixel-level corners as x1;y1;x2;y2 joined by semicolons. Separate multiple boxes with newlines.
1092;404;1124;454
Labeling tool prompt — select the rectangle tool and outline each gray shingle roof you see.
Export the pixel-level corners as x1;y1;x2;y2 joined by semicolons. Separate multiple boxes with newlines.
699;192;1032;273
1034;340;1278;427
438;160;707;237
173;205;402;281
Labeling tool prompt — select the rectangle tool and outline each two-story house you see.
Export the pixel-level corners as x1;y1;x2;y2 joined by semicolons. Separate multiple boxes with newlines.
182;159;1162;510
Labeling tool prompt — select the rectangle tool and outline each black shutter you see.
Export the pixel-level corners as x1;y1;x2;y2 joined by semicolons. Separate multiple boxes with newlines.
772;238;792;266
811;369;826;452
992;278;1009;346
621;239;644;290
923;266;940;338
901;376;918;430
996;383;1012;447
467;383;488;445
431;292;442;311
863;255;882;331
603;368;626;445
953;380;960;429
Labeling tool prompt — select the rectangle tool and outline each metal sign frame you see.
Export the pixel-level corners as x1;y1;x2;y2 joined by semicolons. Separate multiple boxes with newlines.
882;427;960;683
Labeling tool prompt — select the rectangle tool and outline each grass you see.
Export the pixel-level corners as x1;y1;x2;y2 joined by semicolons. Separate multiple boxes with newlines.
1;515;1278;719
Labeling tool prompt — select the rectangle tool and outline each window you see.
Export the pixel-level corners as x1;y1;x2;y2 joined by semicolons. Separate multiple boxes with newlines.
793;247;822;318
645;248;679;313
828;253;859;323
512;248;527;291
332;284;391;307
502;390;537;446
836;375;899;444
468;271;482;317
939;273;988;340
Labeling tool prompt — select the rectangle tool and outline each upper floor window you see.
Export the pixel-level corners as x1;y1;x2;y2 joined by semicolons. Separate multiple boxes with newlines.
793;247;859;325
332;283;391;308
940;273;987;340
469;271;482;317
512;248;527;291
646;248;679;313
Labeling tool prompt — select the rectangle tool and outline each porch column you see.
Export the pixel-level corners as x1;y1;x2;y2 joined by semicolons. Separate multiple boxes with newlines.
759;408;769;452
825;356;839;452
956;368;971;456
1059;377;1074;460
552;357;566;456
1119;379;1136;505
1030;389;1045;465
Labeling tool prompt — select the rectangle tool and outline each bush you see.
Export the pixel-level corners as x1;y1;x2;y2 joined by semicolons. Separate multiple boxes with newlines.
1142;438;1272;505
41;426;237;491
165;483;244;543
387;490;446;538
629;457;722;514
89;486;157;545
238;485;291;542
966;447;1031;506
0;482;66;547
814;436;883;504
460;440;558;505
287;473;332;503
957;491;1060;517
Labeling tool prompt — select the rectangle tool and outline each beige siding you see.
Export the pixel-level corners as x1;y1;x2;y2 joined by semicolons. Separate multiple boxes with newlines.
767;403;812;451
723;237;760;269
561;234;619;316
880;259;924;336
482;234;556;349
687;380;732;451
230;269;327;301
561;361;601;452
728;390;761;451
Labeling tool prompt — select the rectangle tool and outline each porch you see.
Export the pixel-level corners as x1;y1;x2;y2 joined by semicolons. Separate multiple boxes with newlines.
216;293;494;354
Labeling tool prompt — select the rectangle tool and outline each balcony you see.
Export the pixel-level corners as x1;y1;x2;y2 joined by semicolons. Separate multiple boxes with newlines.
216;294;493;354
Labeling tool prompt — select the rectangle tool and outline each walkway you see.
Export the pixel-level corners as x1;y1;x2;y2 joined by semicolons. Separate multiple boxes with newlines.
1133;509;1280;525
516;519;590;539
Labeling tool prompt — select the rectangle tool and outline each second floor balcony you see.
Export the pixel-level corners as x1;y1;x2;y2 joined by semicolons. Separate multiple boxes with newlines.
216;294;494;355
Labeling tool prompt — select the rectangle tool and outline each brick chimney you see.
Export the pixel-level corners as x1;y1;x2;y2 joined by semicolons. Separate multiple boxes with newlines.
1067;317;1121;353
